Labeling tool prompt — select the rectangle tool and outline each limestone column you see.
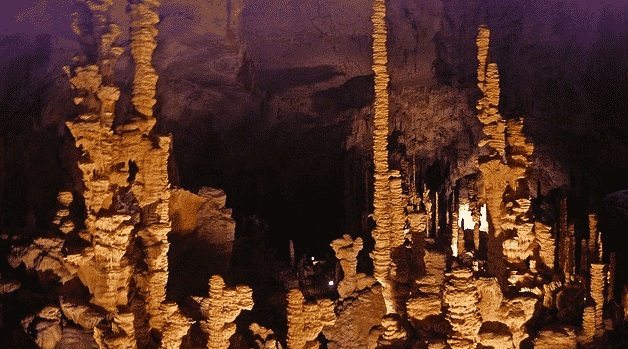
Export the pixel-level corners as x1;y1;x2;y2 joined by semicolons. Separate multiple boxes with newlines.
370;0;398;315
444;268;480;349
580;239;588;276
590;263;606;336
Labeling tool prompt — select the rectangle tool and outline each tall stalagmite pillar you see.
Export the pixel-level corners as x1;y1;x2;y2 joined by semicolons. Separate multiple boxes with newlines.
590;263;606;337
608;252;616;303
370;0;398;315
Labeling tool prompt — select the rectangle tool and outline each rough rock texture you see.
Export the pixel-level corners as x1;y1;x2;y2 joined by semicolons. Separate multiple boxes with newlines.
443;268;480;349
534;222;554;270
93;310;137;349
330;234;363;298
159;302;193;349
53;191;75;234
130;0;160;117
8;237;74;283
249;323;283;349
475;24;536;289
286;288;335;349
323;285;387;349
60;297;105;329
53;325;99;349
377;314;408;348
194;275;253;349
369;0;396;316
533;324;577;349
589;263;606;337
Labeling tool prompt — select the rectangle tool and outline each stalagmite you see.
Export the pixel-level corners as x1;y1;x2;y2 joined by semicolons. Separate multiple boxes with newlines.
580;239;588;276
331;234;374;298
194;275;253;349
159;302;194;349
475;24;533;287
534;221;554;270
53;191;75;234
581;305;596;343
444;268;481;349
588;214;597;261
589;263;606;336
130;0;160;119
369;0;400;315
286;289;335;349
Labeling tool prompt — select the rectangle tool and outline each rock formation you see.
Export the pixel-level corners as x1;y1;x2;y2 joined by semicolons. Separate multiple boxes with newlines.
130;0;160;118
369;0;402;316
589;263;606;337
159;302;193;349
193;275;253;349
444;268;480;349
331;234;369;298
286;288;336;349
250;323;283;349
533;324;577;349
323;286;387;349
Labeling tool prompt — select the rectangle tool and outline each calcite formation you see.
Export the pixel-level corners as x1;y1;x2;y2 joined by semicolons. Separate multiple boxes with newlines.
61;2;175;345
250;323;283;349
159;302;194;349
474;24;536;288
534;221;555;270
370;0;398;315
589;263;606;336
194;275;253;349
330;234;364;298
322;286;387;349
533;325;577;349
130;0;160;118
443;268;480;349
286;289;336;349
93;309;137;349
8;237;74;283
53;191;75;234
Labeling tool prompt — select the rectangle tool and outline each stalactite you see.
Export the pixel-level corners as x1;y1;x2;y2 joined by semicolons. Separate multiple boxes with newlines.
194;275;254;349
286;289;335;349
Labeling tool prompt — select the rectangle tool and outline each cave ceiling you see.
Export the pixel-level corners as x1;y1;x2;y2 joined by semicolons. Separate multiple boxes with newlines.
1;0;628;250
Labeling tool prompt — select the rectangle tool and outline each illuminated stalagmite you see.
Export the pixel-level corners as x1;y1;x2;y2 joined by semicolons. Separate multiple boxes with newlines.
331;234;375;298
370;0;398;315
286;289;335;349
589;263;606;337
475;25;535;287
61;1;176;346
194;275;253;349
443;268;481;349
130;0;160;118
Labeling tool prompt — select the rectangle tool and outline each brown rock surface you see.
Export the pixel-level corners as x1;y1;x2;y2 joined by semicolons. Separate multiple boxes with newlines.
287;288;336;349
194;275;253;349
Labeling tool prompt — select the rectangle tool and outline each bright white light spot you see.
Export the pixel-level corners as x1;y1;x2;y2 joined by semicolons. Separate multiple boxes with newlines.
458;203;476;230
480;204;488;232
328;281;334;286
311;256;315;261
